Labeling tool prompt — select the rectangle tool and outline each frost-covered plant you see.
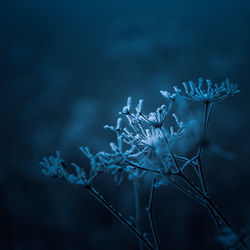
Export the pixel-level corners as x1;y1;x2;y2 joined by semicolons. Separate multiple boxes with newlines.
41;78;249;250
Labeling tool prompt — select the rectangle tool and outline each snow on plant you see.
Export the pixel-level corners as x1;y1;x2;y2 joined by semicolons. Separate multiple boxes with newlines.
41;78;249;250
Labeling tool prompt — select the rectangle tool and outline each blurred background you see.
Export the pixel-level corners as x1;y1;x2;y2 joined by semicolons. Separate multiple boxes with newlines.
1;0;250;249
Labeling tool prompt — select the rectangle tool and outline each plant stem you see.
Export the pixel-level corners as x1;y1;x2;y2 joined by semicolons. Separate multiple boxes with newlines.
161;121;248;249
205;102;214;135
197;101;209;158
168;177;206;205
147;177;161;250
86;185;154;250
125;160;161;174
207;206;228;250
134;181;143;250
179;170;248;249
196;102;247;249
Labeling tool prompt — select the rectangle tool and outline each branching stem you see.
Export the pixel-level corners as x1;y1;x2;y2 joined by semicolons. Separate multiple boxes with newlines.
193;102;248;249
160;118;248;249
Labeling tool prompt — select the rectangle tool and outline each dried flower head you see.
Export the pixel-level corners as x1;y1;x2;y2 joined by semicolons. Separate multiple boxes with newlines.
40;151;89;186
161;78;240;103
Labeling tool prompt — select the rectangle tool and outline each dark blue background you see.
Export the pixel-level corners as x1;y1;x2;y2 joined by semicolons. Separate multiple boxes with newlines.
1;0;250;249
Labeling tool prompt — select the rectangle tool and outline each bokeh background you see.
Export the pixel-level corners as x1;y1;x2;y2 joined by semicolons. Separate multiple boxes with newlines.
1;0;250;249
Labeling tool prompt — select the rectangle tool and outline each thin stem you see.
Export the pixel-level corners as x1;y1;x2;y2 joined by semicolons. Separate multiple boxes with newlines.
196;104;209;191
174;155;198;168
168;177;206;205
178;174;249;249
195;159;227;249
160;124;248;249
205;102;214;135
207;206;228;250
191;103;211;186
134;181;143;250
126;160;161;174
196;159;232;250
196;158;208;194
196;103;235;249
86;186;154;250
181;155;198;171
147;177;160;250
198;101;209;158
197;103;225;247
170;175;226;250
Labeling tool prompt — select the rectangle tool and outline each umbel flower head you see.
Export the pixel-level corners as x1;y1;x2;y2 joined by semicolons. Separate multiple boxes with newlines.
161;78;240;103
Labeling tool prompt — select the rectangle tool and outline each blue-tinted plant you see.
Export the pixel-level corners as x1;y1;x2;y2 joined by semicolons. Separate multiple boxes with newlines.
41;78;249;250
